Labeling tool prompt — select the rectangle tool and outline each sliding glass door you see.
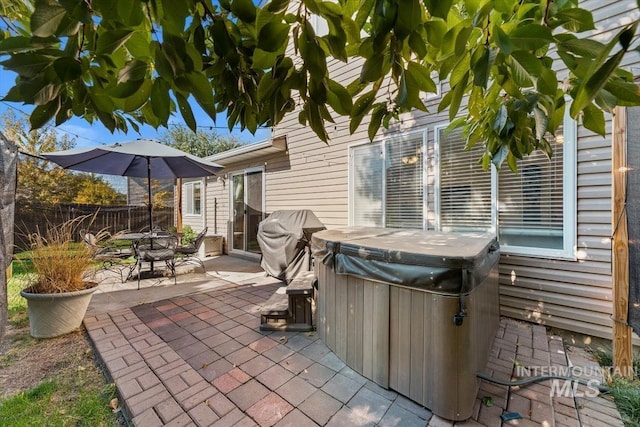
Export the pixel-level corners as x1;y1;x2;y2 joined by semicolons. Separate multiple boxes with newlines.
230;168;264;255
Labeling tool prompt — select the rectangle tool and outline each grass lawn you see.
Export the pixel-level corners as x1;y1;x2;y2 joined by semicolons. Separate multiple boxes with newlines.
0;259;121;426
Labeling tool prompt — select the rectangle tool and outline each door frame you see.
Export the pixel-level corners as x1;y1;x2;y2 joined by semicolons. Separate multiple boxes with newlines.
228;166;266;258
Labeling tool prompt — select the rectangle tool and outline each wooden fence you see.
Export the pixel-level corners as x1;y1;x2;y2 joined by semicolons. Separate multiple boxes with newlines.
14;201;175;251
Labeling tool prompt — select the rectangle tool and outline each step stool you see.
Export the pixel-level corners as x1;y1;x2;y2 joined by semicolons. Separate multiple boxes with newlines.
260;271;316;332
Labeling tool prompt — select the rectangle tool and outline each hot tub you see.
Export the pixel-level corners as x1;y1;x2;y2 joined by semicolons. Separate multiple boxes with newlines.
311;227;500;421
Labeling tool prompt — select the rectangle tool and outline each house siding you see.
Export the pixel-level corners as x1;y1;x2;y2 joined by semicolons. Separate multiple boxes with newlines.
194;0;639;342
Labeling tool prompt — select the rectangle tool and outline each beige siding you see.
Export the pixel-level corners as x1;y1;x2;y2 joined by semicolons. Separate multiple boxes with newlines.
196;0;640;341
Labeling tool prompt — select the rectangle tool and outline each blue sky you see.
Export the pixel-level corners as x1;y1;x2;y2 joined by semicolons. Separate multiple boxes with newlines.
0;68;271;150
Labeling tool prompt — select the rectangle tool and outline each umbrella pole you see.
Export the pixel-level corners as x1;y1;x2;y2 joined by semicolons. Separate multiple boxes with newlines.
147;157;155;273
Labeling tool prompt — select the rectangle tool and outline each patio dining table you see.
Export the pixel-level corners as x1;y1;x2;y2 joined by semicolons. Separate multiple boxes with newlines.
113;232;179;282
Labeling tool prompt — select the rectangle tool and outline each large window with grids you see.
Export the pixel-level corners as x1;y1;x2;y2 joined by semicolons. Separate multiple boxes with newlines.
349;131;425;229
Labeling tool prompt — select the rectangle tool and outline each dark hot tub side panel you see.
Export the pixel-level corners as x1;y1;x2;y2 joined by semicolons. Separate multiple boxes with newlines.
312;227;500;421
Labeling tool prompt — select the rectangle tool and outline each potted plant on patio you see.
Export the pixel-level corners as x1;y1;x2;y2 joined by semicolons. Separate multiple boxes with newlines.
19;216;99;338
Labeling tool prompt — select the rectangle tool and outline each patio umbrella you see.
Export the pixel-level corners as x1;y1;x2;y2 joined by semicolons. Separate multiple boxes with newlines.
43;139;224;232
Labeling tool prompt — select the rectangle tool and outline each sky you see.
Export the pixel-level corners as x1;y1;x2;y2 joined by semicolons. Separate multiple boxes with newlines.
0;68;271;195
0;68;272;150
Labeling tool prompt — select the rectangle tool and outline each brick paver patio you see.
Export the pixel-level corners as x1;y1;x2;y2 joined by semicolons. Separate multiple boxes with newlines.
84;278;625;426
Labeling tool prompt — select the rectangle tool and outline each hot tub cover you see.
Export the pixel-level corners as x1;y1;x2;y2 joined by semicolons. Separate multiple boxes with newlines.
311;227;499;294
257;210;326;281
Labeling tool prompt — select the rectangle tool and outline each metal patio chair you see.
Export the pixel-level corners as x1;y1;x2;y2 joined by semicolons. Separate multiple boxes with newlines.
132;233;178;289
175;227;208;272
81;230;133;283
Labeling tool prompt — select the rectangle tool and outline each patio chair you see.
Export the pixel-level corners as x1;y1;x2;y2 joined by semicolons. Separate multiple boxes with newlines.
132;233;178;289
81;230;133;283
175;227;208;272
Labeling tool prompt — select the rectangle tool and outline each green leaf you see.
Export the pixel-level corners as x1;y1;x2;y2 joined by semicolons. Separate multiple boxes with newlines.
309;103;330;143
605;79;640;104
96;29;134;55
395;0;422;39
253;48;281;70
582;103;605;136
407;62;437;93
571;50;625;118
424;0;452;19
571;23;637;118
494;0;516;13
109;81;142;98
508;25;553;50
31;0;69;37
125;31;153;58
231;0;257;22
30;99;60;129
409;32;428;58
533;107;548;140
117;0;144;26
326;79;353;115
0;54;55;78
151;78;172;125
449;73;468;120
117;60;148;84
552;8;595;32
424;21;447;48
368;104;385;140
186;72;217;120
160;0;190;34
53;57;82;82
258;22;290;52
472;46;491;88
350;91;375;134
122;79;152;111
0;36;53;53
455;26;473;57
494;26;513;55
267;0;290;13
537;67;557;97
558;38;604;59
361;54;383;83
175;91;196;132
508;51;540;87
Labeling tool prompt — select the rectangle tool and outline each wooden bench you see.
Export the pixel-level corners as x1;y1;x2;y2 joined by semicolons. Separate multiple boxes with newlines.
260;271;316;332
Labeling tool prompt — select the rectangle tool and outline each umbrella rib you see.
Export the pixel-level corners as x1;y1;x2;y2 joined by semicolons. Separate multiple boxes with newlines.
52;150;111;170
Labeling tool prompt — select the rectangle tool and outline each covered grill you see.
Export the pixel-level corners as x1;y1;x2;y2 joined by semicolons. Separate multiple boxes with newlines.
257;210;325;282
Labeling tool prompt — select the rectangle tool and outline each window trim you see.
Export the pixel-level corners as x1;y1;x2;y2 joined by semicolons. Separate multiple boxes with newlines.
348;129;428;228
183;180;203;217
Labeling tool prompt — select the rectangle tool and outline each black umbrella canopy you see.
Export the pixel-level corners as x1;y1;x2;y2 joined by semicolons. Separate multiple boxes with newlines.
43;139;224;231
43;139;224;179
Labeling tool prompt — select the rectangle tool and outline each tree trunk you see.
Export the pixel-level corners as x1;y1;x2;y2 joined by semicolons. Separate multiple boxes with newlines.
0;132;17;343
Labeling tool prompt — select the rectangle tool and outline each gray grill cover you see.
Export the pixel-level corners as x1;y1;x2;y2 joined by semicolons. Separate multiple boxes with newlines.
257;210;326;282
312;227;499;294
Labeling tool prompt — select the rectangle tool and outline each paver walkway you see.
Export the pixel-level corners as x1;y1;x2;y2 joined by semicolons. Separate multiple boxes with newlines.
84;264;625;426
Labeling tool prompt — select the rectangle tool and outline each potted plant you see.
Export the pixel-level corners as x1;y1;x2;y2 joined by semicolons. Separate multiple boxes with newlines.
19;216;99;338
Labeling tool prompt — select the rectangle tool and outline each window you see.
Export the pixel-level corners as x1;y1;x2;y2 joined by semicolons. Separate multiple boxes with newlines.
436;126;494;232
497;123;576;257
436;115;576;258
349;131;425;228
184;181;202;215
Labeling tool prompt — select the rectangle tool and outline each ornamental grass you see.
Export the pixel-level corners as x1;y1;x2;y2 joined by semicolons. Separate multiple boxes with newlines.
22;216;97;294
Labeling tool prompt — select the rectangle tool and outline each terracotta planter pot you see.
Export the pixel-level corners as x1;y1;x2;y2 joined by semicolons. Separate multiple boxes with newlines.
20;283;98;338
